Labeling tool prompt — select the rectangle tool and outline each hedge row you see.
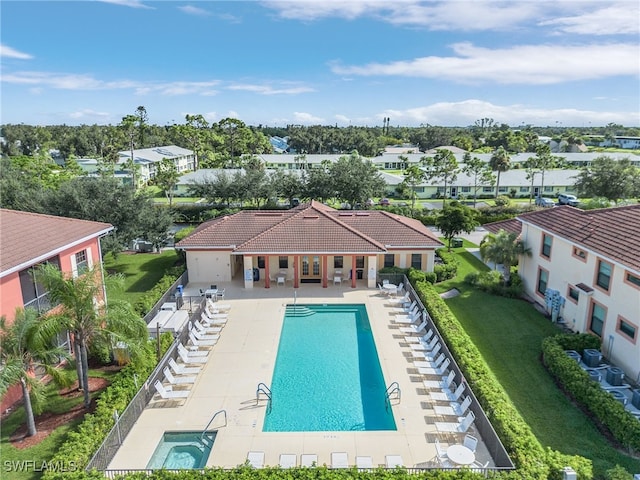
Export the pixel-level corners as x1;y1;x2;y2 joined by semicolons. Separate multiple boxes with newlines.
134;266;186;315
542;335;640;453
44;335;173;479
412;280;592;480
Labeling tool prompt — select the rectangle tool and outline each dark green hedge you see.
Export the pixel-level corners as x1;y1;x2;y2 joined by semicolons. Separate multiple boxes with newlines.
134;266;185;315
412;281;592;480
542;335;640;453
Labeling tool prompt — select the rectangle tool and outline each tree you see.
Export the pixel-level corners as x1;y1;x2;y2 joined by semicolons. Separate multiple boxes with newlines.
461;153;495;208
489;146;511;199
522;156;540;204
272;170;305;206
138;203;174;252
38;264;147;408
573;156;639;204
479;230;531;285
134;106;148;148
400;164;426;216
155;158;181;206
119;114;139;188
422;148;459;208
435;203;479;251
329;153;386;209
0;308;71;436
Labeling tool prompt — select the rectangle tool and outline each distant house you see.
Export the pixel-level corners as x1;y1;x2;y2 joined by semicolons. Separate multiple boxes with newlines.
485;204;640;381
118;145;195;184
176;201;443;289
0;209;113;410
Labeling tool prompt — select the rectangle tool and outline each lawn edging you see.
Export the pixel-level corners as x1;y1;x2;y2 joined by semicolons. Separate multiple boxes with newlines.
412;279;592;480
542;334;640;454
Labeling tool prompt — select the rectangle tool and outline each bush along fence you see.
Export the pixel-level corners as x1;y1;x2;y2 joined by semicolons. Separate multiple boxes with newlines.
542;334;640;454
411;279;592;480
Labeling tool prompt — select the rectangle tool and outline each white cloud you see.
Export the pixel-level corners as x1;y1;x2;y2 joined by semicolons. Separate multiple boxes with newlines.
334;114;351;124
378;99;638;127
227;83;315;95
539;4;640;36
1;44;33;59
99;0;153;9
331;42;640;84
293;112;325;124
69;109;111;120
178;5;211;16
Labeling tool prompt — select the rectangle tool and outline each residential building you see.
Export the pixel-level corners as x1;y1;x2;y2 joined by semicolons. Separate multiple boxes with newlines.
175;200;443;289
485;205;640;381
118;145;195;183
0;209;113;410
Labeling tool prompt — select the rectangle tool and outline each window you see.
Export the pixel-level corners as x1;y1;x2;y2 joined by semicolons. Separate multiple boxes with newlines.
257;256;265;269
461;186;471;193
596;260;612;291
537;268;548;296
384;254;394;268
334;256;344;269
572;247;587;262
519;186;529;192
19;256;60;314
568;286;580;303
625;271;640;288
541;234;552;258
544;186;554;192
498;186;508;193
356;256;365;268
482;187;493;193
415;187;425;193
278;256;288;269
75;250;88;275
589;301;606;337
617;317;637;341
411;254;422;269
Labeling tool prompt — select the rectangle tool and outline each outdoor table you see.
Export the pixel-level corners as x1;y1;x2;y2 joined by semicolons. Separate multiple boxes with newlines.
446;445;475;466
384;283;398;295
205;288;218;299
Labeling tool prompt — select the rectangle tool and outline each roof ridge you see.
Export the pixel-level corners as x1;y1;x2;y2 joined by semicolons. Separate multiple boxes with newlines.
378;209;438;240
311;205;387;250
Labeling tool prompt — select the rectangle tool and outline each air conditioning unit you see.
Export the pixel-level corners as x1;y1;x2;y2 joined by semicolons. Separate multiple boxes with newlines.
631;389;640;409
582;349;602;367
563;467;577;480
605;367;624;386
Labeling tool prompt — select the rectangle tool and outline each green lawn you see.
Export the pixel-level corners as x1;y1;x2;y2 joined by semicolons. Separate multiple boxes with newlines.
103;250;181;305
0;368;119;480
440;249;640;475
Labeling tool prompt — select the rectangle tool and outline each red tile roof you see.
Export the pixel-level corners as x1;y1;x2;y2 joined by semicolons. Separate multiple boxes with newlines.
485;204;640;272
177;201;442;254
0;209;113;277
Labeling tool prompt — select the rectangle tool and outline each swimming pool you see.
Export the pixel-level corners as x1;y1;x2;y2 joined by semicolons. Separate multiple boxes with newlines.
146;431;216;469
263;304;397;432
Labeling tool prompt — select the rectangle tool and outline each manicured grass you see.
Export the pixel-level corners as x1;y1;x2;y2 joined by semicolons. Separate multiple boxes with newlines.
441;252;640;475
103;250;180;305
0;368;118;480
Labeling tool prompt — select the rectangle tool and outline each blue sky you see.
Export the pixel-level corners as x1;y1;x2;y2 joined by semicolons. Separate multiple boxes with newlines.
1;0;639;127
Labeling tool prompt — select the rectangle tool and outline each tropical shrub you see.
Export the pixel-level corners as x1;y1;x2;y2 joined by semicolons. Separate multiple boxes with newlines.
134;266;185;315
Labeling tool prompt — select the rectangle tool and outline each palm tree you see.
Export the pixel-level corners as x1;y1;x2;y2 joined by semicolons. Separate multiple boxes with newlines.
479;230;531;284
489;146;511;199
0;308;71;436
38;264;147;408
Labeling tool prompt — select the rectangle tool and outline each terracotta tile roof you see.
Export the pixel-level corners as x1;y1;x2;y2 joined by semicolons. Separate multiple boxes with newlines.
517;204;640;272
176;201;443;254
484;205;640;272
0;209;113;277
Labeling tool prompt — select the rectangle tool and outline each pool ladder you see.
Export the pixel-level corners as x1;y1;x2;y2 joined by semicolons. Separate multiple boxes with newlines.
256;382;272;413
385;382;401;411
201;409;226;444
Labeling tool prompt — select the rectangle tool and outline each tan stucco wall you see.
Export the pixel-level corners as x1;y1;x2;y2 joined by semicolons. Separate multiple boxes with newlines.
185;250;233;283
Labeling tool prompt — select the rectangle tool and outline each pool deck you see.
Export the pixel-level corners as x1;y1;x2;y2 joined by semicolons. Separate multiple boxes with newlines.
108;281;492;469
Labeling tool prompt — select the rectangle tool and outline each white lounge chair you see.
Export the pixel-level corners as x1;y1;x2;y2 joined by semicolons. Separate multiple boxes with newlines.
331;452;349;468
247;451;265;468
202;310;228;321
424;370;456;390
193;320;222;335
385;455;404;468
201;313;227;326
301;454;317;467
393;306;420;323
190;327;220;342
413;343;442;361
163;366;196;385
430;382;465;403
177;344;208;363
154;380;189;399
410;334;438;351
399;316;428;334
279;454;297;468
356;456;373;469
390;300;417;313
404;329;434;343
435;410;475;433
206;299;231;311
188;331;217;347
415;352;446;369
434;395;472;417
417;357;450;376
387;292;410;305
463;434;479;453
168;357;201;375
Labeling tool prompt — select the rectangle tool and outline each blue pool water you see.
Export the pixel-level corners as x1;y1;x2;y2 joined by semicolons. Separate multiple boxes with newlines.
146;431;215;469
263;304;397;432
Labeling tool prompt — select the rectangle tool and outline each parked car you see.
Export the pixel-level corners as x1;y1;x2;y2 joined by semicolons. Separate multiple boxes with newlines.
379;198;390;206
558;193;579;206
535;196;555;208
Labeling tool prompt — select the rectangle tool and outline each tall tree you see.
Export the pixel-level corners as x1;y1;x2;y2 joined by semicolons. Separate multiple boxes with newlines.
155;158;181;206
38;264;147;408
422;148;459;208
134;106;148;148
435;203;479;251
574;156;639;204
489;146;511;199
461;153;495;208
479;230;531;285
330;153;386;209
120;114;139;188
400;164;426;216
0;308;71;436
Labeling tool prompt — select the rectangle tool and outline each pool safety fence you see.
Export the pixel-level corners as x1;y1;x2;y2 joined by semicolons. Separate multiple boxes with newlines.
86;297;207;471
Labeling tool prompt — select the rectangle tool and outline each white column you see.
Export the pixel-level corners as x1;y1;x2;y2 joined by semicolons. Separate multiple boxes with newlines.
243;255;254;289
425;250;435;273
367;256;377;289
